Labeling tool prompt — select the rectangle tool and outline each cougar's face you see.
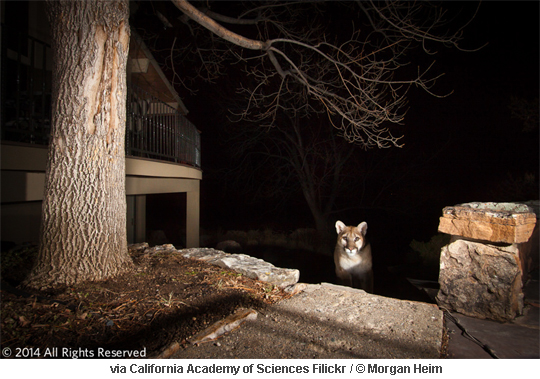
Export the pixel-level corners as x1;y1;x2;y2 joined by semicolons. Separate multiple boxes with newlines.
335;220;368;257
340;230;364;256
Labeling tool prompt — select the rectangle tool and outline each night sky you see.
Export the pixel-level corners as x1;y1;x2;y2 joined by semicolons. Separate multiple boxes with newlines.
134;1;539;279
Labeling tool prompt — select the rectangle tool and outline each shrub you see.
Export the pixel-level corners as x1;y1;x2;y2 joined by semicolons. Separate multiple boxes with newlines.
1;244;38;284
409;234;450;269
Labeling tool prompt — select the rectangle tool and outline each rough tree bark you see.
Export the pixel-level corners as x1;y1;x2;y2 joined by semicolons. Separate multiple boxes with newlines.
25;0;133;289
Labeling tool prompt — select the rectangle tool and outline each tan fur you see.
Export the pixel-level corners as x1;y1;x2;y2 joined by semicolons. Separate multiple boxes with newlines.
334;220;373;293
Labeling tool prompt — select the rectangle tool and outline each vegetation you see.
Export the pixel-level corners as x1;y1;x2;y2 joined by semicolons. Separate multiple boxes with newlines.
408;234;450;277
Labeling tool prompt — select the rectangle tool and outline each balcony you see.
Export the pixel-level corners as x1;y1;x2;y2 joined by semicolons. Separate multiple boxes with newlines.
1;24;200;168
1;24;201;247
126;84;201;168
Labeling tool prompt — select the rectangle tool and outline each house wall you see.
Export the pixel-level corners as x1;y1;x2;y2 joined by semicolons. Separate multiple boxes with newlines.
1;143;201;247
1;201;42;245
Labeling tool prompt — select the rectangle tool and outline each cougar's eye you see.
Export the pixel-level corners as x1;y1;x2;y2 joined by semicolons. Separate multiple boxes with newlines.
342;236;347;242
354;237;359;242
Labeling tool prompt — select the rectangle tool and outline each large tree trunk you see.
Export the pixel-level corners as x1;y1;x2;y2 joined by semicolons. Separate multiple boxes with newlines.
25;0;133;289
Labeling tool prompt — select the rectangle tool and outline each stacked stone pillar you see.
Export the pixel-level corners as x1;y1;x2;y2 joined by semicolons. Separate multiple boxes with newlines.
436;202;538;322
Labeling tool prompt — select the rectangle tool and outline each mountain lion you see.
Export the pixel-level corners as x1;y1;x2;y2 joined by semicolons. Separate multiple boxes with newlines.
334;220;373;293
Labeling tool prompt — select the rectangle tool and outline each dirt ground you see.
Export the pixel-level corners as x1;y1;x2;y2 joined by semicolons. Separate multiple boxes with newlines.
1;246;291;358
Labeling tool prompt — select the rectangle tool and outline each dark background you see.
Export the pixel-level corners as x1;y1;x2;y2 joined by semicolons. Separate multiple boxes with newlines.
135;1;539;295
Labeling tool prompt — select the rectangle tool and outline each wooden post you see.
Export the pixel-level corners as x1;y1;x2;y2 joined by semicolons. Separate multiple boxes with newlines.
186;182;200;248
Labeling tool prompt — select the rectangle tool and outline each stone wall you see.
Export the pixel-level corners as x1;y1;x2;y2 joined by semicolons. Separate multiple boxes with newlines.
436;201;538;322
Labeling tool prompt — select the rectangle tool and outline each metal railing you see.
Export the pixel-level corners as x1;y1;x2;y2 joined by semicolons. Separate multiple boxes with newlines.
126;84;201;168
1;25;201;169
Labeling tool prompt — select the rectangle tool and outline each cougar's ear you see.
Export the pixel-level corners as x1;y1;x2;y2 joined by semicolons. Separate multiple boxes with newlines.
357;222;368;236
335;220;346;234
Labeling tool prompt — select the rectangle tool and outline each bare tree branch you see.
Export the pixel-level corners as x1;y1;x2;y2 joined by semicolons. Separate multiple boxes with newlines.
165;0;478;148
199;7;262;25
171;0;266;50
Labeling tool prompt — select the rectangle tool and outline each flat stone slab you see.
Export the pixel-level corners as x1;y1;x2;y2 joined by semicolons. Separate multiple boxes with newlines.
438;202;537;243
446;310;539;358
172;283;443;359
273;283;444;358
177;248;300;289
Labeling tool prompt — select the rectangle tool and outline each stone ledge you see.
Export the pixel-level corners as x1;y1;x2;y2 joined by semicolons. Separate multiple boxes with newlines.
128;244;300;290
178;247;300;289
